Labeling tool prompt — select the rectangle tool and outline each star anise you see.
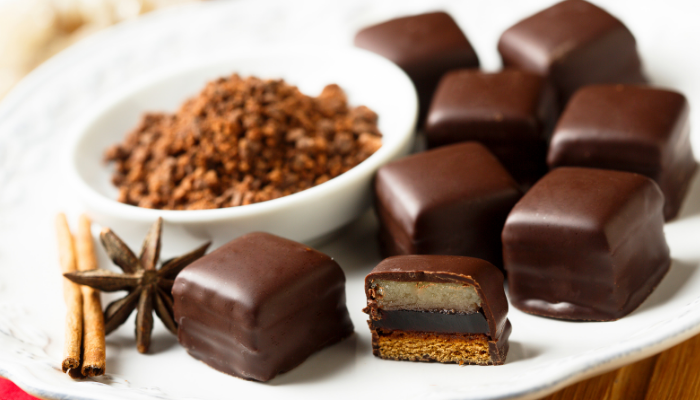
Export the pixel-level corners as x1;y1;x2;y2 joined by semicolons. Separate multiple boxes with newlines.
64;218;210;354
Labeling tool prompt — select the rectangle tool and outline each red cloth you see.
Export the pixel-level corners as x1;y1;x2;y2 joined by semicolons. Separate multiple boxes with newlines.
0;378;40;400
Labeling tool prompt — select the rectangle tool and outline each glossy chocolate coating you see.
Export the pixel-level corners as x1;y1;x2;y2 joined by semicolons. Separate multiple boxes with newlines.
374;142;522;268
365;255;510;363
172;232;353;382
426;69;558;187
354;12;479;122
503;167;671;321
548;85;697;220
498;0;646;103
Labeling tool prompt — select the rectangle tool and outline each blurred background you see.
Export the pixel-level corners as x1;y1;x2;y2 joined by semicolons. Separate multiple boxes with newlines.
0;0;200;99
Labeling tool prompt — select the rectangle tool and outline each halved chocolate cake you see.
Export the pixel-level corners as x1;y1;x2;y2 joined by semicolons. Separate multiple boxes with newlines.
364;255;510;365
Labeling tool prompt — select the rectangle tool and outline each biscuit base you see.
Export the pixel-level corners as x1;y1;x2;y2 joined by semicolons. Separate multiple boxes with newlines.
370;329;508;365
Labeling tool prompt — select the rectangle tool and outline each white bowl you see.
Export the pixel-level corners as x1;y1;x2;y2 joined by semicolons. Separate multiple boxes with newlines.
67;47;417;248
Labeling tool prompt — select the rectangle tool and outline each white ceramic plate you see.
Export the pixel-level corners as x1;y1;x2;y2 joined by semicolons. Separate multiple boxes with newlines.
0;1;699;400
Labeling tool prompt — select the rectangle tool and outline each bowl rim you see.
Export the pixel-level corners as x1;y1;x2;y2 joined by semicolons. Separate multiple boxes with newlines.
66;46;417;223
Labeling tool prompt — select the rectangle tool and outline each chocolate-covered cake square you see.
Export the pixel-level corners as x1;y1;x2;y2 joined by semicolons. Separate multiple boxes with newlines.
498;0;646;103
548;85;697;220
425;69;557;186
374;142;522;268
364;255;511;365
503;167;670;321
172;232;354;382
354;12;479;122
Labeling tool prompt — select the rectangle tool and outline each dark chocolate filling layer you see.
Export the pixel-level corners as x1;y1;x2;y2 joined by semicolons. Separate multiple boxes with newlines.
371;309;489;334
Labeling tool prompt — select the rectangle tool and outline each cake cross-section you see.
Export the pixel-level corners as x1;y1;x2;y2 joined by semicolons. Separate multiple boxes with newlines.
374;142;522;268
498;0;646;103
548;85;696;221
364;255;511;365
425;69;558;187
503;167;671;321
172;232;354;382
354;11;479;122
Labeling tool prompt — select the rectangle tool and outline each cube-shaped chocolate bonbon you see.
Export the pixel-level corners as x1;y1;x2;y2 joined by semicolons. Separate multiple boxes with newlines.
354;12;479;122
498;0;645;103
374;142;522;268
503;167;670;321
364;255;511;365
426;69;557;186
172;232;354;381
548;85;696;220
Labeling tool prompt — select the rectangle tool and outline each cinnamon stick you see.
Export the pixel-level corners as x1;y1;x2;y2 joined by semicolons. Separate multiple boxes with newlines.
76;215;106;377
55;213;83;376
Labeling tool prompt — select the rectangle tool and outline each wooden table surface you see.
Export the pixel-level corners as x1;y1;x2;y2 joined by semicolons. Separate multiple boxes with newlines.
541;332;700;399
